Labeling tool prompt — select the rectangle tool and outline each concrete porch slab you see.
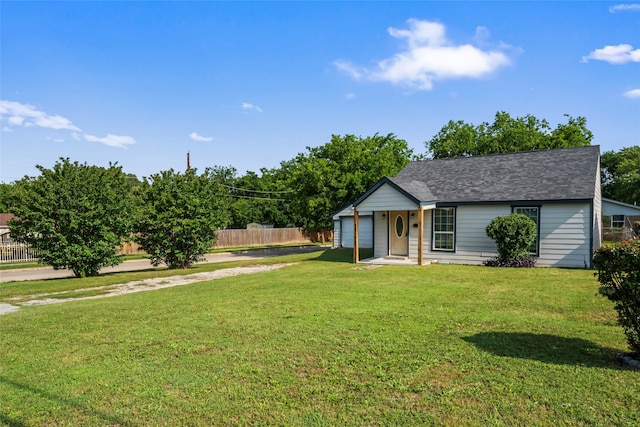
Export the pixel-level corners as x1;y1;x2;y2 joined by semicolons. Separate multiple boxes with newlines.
359;257;436;266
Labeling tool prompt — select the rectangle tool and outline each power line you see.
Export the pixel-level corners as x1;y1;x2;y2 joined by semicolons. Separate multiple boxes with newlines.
229;194;286;202
220;184;295;194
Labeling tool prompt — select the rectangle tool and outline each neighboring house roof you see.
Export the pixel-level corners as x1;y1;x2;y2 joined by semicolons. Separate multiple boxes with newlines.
602;198;640;215
355;145;600;207
0;213;17;227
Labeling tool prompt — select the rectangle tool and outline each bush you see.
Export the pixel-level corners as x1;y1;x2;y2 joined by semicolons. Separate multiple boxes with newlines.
484;213;537;268
135;168;232;269
593;238;640;353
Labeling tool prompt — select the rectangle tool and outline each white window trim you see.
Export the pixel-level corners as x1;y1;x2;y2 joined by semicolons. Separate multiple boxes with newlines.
432;207;455;252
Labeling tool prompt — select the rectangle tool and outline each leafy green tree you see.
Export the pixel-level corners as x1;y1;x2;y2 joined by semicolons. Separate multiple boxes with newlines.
0;183;14;212
601;146;640;206
485;213;537;267
135;168;232;268
425;112;593;159
6;158;137;277
288;133;413;231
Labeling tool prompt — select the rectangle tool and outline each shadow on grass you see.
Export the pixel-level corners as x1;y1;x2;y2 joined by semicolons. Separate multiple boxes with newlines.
222;245;327;259
0;413;27;427
311;248;372;263
0;375;133;426
463;332;622;369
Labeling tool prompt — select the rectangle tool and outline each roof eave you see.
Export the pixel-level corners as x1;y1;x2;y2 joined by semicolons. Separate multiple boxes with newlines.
353;177;422;208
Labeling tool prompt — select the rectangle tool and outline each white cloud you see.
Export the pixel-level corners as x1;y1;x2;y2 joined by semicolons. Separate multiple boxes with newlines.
582;44;640;64
242;102;263;112
84;133;135;148
190;132;213;142
609;4;640;13
1;100;137;148
0;100;81;131
333;60;364;80
623;88;640;98
334;19;512;91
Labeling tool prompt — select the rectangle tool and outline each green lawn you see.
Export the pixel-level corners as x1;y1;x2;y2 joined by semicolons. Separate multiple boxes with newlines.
0;249;638;426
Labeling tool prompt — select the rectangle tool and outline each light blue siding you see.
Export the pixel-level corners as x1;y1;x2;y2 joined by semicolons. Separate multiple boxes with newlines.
339;216;373;248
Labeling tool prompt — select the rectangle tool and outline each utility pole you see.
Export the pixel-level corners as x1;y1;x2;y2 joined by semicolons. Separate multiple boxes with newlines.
187;151;191;171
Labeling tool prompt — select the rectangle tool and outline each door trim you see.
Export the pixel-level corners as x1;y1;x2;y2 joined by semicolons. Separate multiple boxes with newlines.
390;210;408;256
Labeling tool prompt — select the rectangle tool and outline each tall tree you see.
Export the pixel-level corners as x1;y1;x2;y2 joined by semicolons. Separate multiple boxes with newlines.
6;158;137;277
289;133;413;231
601;146;640;206
425;112;593;159
0;183;13;212
135;167;232;268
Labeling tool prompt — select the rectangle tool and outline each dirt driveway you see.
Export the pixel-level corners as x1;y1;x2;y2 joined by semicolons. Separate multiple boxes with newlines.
0;245;327;283
0;246;328;316
0;263;291;316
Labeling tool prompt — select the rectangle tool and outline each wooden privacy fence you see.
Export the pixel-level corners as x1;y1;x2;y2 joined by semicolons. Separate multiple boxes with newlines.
213;227;332;248
0;228;333;262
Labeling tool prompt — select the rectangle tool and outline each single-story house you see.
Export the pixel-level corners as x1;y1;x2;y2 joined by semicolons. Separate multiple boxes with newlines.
602;198;640;240
336;145;602;268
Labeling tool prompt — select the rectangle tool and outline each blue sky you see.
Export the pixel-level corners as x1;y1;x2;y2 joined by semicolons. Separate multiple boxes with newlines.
1;1;639;183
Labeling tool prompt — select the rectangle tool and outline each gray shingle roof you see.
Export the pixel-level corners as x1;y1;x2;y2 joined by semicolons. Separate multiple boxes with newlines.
392;145;600;203
387;177;438;202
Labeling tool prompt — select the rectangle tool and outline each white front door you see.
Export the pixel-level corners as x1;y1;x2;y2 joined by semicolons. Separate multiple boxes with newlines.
390;211;408;256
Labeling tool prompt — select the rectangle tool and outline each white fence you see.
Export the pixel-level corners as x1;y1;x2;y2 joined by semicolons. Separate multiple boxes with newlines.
0;243;39;264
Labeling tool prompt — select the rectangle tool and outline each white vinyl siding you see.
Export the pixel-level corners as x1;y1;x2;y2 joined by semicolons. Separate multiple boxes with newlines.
333;220;341;248
423;205;509;265
418;204;591;267
537;204;591;268
373;211;389;257
356;183;418;211
350;176;597;268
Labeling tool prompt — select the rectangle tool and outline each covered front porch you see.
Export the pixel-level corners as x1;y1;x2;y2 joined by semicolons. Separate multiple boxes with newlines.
352;206;436;265
350;176;438;266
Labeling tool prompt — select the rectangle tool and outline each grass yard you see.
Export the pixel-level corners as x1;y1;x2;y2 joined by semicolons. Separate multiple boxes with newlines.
0;249;638;426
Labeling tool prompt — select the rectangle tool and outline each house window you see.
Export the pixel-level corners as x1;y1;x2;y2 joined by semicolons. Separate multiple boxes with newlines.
611;215;625;228
433;208;455;251
513;207;540;256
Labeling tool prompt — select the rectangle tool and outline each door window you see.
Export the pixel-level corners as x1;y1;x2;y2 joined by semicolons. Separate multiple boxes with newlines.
395;214;405;238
